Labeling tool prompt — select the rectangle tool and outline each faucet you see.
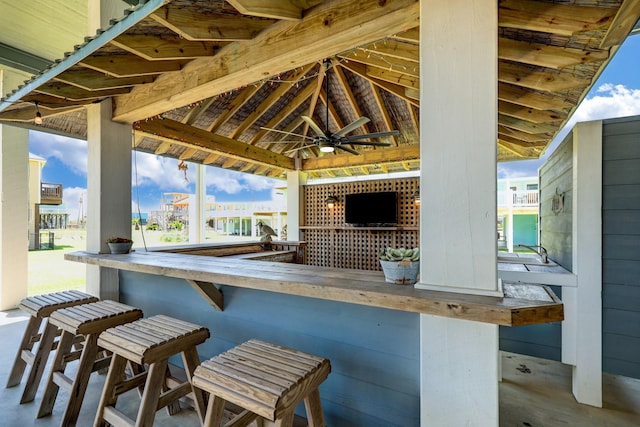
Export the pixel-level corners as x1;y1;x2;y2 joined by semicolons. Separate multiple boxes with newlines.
517;244;548;264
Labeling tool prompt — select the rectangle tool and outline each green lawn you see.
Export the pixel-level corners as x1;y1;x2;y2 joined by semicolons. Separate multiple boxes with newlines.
28;227;253;296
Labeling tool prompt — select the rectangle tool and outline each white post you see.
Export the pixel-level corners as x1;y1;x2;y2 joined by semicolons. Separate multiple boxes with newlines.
286;171;307;241
563;120;603;406
0;69;29;309
419;0;499;425
85;99;132;300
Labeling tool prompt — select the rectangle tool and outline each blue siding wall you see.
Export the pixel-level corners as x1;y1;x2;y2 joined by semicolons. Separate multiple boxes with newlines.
602;116;640;379
119;271;421;426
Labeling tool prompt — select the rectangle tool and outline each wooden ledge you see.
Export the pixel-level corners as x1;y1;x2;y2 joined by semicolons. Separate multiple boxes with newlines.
65;250;563;327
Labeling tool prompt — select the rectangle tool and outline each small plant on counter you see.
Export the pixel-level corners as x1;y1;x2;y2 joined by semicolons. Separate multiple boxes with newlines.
379;247;420;262
106;237;133;244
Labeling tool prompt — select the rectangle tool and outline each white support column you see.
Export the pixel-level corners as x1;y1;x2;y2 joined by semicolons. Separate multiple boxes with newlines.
0;71;30;310
286;171;307;241
563;120;602;407
85;99;132;300
189;163;205;243
419;1;499;426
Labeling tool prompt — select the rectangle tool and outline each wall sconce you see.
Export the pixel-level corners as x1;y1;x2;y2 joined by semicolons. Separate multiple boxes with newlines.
325;194;338;208
412;188;420;206
34;102;43;125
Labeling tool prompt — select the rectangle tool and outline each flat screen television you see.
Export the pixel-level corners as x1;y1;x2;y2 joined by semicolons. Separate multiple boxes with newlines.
344;191;398;226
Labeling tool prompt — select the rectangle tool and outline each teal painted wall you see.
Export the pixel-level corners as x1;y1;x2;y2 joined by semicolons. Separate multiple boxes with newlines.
513;214;538;246
119;271;421;426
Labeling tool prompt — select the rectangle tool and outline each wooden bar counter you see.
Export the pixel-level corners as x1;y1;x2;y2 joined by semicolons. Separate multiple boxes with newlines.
65;247;562;327
65;244;563;426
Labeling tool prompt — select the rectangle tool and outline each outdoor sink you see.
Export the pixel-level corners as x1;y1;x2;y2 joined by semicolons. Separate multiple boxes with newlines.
497;254;557;267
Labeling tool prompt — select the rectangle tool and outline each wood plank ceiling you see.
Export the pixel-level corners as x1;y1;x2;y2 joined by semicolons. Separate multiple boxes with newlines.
0;0;638;179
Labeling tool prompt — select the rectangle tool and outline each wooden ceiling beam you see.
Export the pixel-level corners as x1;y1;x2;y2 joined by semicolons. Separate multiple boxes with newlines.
208;83;264;132
498;100;564;124
498;37;609;69
498;82;572;111
498;61;592;93
498;0;617;36
149;4;274;41
154;141;172;154
135;118;295;170
366;66;419;90
339;61;420;107
498;114;559;135
56;68;155;91
179;147;198;160
80;54;186;78
498;125;550;143
111;34;226;61
498;134;546;148
113;0;420;122
0;104;82;122
36;82;129;101
370;83;399;146
339;51;419;78
302;144;419;171
355;39;419;63
498;139;540;158
227;0;324;21
390;26;419;43
332;60;371;133
600;0;640;48
231;63;316;139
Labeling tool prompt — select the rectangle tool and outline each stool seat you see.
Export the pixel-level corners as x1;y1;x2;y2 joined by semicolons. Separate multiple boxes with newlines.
37;300;143;426
94;315;210;427
6;290;98;404
193;339;331;427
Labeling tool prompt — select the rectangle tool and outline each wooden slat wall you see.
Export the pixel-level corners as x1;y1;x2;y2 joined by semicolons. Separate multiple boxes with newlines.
602;116;640;380
302;178;419;270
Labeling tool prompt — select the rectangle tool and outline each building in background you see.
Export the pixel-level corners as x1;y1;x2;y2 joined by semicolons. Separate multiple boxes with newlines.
497;176;539;251
28;153;66;249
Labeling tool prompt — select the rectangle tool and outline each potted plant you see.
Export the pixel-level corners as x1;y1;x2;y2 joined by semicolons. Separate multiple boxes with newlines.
106;237;133;254
379;247;420;285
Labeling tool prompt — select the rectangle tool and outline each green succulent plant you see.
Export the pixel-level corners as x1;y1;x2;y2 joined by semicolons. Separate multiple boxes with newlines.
379;247;420;262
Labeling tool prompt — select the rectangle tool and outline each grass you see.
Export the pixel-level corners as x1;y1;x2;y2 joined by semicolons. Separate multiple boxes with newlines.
28;227;254;296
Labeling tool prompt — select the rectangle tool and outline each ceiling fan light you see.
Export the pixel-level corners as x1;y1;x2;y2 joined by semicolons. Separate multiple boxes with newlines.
320;145;334;153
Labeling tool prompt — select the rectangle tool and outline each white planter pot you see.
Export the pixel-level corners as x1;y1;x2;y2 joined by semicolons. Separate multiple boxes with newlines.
380;259;419;285
107;242;132;254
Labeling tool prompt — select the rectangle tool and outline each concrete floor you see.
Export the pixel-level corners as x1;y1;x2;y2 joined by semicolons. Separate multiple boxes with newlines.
2;309;640;426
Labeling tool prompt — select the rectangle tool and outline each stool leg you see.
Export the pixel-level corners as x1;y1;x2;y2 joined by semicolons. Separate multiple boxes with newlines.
182;346;207;422
37;330;75;418
60;333;101;427
303;388;326;427
93;353;128;427
272;411;294;427
6;316;42;388
202;395;226;427
136;358;169;427
20;321;58;403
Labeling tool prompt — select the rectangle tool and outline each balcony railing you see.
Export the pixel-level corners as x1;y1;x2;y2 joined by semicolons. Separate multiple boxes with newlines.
40;182;63;205
497;189;538;208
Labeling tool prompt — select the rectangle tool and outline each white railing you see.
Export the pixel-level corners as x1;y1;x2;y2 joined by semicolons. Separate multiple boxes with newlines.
497;190;539;208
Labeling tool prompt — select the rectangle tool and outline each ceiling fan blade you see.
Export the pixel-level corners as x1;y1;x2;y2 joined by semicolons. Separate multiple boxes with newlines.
333;116;371;137
345;140;392;146
335;145;360;155
302;115;327;138
260;127;314;140
342;130;400;141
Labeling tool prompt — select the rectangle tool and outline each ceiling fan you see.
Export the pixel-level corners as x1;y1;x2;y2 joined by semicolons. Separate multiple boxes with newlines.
263;59;399;155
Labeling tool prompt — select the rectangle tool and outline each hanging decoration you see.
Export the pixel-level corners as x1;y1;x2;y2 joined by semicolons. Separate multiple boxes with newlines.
178;160;189;182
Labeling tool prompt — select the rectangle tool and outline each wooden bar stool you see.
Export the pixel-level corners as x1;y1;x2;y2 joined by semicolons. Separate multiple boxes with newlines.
36;300;143;426
192;339;331;427
5;290;99;404
94;314;211;427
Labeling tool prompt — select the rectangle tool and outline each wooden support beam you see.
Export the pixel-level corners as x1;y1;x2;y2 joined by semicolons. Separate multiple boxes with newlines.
499;0;617;36
154;141;172;154
498;37;609;69
600;0;640;48
179;147;198;160
80;54;186;78
208;84;264;132
227;0;324;20
366;67;419;90
113;0;420;122
356;39;419;63
340;50;420;77
498;114;560;135
498;100;565;124
185;280;223;311
149;4;274;41
135;118;295;170
56;69;155;91
499;82;572;111
36;82;129;101
339;61;420;107
111;34;225;61
390;26;419;43
498;61;592;92
302;144;419;171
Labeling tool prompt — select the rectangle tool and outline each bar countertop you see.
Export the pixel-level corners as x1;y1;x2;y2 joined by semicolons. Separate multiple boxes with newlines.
65;249;563;327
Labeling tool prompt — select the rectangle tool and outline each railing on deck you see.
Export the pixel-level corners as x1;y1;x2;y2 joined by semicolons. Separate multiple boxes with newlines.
40;182;63;205
497;189;538;208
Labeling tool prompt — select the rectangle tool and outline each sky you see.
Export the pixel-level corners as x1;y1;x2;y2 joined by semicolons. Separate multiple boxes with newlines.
30;34;640;218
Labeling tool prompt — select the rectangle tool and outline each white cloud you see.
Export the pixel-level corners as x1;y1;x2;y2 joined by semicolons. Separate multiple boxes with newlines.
205;167;278;195
62;187;87;223
29;131;87;175
132;152;193;191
